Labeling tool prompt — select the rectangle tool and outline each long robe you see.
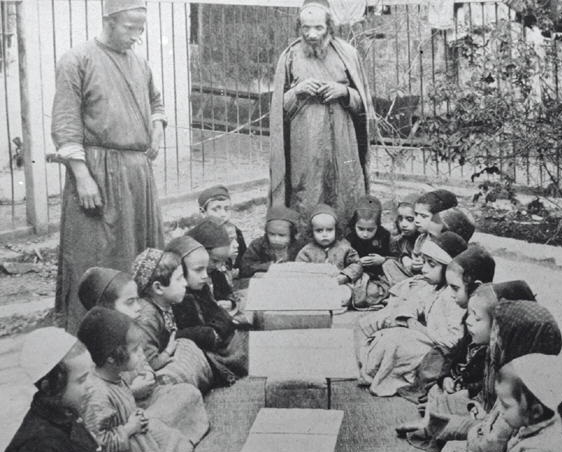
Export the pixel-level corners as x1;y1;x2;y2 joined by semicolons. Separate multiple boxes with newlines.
270;37;375;223
52;39;166;333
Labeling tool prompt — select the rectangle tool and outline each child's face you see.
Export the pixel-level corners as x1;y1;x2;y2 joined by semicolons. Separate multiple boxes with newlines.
266;220;292;249
60;351;92;412
311;213;336;247
225;225;239;260
421;255;444;286
208;246;231;272
397;205;416;236
354;217;378;241
446;267;469;309
496;375;530;429
183;248;209;291
201;198;231;224
414;203;433;233
159;265;187;305
114;281;142;320
465;295;493;345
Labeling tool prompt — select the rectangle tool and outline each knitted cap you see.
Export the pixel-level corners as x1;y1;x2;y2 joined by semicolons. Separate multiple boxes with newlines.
421;231;467;265
198;185;230;208
416;189;458;214
509;354;562;411
451;244;495;284
266;205;300;226
310;203;337;221
20;327;78;383
355;195;382;223
165;236;204;259
131;248;164;295
439;207;476;242
188;219;231;249
77;307;133;367
78;267;128;311
103;0;146;17
301;0;330;12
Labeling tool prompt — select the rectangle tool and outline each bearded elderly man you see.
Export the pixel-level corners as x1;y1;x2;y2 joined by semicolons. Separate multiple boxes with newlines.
51;0;165;333
270;0;375;224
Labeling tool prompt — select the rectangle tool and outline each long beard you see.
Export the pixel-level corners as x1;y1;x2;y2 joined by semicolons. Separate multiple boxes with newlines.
302;35;331;60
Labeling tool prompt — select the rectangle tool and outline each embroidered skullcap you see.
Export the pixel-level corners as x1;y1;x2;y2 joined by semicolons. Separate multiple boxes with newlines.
266;205;300;226
78;307;133;367
103;0;146;17
439;207;476;242
310;203;337;221
301;0;330;12
494;299;562;366
416;189;458;214
20;327;78;383
451;244;495;284
131;248;164;296
509;354;562;411
198;185;230;208
421;231;467;265
78;267;130;311
188;219;231;249
355;195;383;224
165;236;205;259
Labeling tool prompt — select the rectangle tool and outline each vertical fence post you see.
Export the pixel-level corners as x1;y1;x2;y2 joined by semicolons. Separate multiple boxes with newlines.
16;0;49;234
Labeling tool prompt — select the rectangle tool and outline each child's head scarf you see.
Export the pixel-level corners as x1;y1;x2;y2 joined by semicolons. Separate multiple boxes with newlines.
310;203;337;222
421;231;467;265
78;267;131;311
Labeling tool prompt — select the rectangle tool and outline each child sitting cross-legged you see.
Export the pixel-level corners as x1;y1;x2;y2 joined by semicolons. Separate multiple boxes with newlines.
296;203;363;312
165;236;248;387
130;250;214;393
495;353;562;452
78;307;196;452
240;205;301;278
77;266;210;447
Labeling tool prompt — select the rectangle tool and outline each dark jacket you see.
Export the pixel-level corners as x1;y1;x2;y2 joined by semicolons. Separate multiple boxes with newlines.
239;235;302;278
346;226;391;277
6;393;100;452
233;226;247;269
173;285;236;351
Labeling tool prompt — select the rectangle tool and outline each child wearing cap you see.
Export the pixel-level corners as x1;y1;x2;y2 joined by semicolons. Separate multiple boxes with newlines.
6;328;98;452
198;185;247;269
78;307;195;452
357;232;468;396
240;205;302;278
131;249;214;392
166;236;248;387
296;203;363;311
496;354;562;452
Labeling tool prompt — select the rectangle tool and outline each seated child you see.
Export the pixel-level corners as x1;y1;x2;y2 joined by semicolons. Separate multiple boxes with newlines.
78;307;195;452
198;184;246;269
388;193;419;272
357;231;467;396
6;328;98;452
346;195;391;308
78;266;210;445
187;219;250;326
495;354;562;452
165;236;248;387
240;205;301;278
296;203;363;310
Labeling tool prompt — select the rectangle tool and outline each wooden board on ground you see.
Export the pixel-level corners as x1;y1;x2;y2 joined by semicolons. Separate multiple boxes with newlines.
249;329;359;379
245;276;342;311
241;408;344;452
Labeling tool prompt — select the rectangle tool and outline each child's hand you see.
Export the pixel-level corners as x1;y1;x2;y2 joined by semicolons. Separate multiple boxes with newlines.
125;410;149;436
336;274;349;285
217;299;234;311
401;256;413;270
369;254;386;266
165;331;177;356
442;377;456;394
410;256;423;272
360;255;377;266
131;373;156;399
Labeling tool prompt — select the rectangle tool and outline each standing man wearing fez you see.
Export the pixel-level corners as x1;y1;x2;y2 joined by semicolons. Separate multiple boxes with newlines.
270;0;375;225
52;0;166;333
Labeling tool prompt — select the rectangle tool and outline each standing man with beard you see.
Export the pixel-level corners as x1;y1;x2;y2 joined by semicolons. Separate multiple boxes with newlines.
51;0;166;333
270;0;375;225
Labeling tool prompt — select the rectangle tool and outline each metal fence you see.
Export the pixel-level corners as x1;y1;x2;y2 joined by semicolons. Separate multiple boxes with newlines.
0;0;561;235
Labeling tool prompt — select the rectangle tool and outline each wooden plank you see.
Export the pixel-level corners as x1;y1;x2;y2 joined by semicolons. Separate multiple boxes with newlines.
249;329;358;379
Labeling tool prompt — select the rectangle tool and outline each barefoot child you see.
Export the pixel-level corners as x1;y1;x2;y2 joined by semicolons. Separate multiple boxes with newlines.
78;307;195;452
240;205;301;277
296;203;363;311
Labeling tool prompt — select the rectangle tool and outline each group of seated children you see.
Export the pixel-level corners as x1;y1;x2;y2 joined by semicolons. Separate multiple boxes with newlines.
8;184;562;452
